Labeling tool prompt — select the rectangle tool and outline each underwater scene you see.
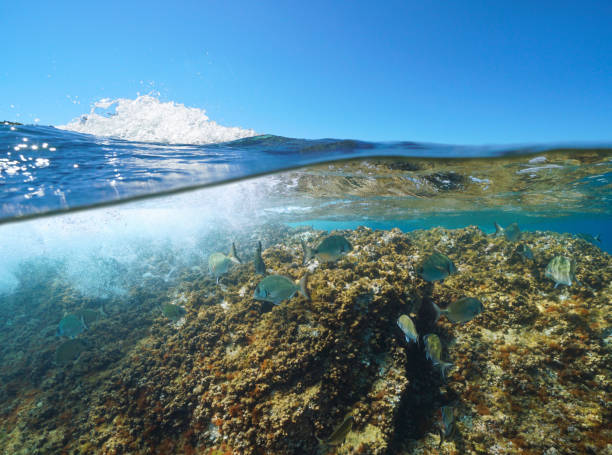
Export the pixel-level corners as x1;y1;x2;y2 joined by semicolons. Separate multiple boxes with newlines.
0;118;611;455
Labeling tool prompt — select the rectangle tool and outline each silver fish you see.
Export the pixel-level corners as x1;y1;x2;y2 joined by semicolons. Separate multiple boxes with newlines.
423;333;453;380
55;339;87;364
208;244;241;284
397;314;418;344
160;302;186;321
516;243;534;261
57;314;86;339
254;241;266;275
230;242;241;263
575;233;601;244
315;413;353;448
417;252;457;282
303;235;352;264
438;405;455;445
253;274;309;305
494;222;521;242
545;255;578;288
432;297;484;324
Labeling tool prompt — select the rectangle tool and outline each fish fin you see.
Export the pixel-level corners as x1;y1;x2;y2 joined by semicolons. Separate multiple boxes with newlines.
298;274;310;301
554;282;559;289
216;276;220;285
301;240;313;265
432;302;443;323
595;234;601;242
494;222;503;236
81;316;88;331
99;305;107;317
229;242;241;264
440;362;453;381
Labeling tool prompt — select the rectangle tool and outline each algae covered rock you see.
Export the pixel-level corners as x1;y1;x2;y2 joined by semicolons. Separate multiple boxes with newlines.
0;225;610;455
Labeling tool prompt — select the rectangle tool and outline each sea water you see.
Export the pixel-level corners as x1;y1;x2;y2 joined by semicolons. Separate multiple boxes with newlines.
0;98;610;454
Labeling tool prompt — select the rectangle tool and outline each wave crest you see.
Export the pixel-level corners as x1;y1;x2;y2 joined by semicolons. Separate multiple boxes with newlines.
57;95;256;144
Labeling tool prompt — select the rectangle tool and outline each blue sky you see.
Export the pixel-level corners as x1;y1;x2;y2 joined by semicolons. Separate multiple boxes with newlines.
1;0;611;144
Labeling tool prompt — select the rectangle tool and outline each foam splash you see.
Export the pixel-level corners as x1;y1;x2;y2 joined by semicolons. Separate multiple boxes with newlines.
58;95;257;144
0;177;271;296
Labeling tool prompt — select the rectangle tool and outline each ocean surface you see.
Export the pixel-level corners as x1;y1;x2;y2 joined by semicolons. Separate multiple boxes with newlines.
0;97;610;454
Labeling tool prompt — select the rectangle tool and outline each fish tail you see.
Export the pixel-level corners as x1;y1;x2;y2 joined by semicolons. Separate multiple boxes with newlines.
432;301;444;323
301;240;313;264
230;242;241;263
554;282;559;289
440;361;453;381
494;222;504;236
595;234;601;242
298;273;310;300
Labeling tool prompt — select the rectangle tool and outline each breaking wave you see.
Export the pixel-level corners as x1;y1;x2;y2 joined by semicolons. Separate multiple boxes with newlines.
57;95;257;145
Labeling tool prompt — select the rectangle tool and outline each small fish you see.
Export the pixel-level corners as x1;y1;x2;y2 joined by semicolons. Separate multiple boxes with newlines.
423;333;453;380
208;244;241;284
516;243;534;261
432;297;484;324
75;308;105;327
254;241;266;275
494;222;521;242
437;405;455;445
417;252;457;282
397;314;419;345
253;274;309;305
302;235;352;264
315;413;353;448
55;339;87;363
160;302;186;321
575;233;601;244
57;314;86;339
230;242;241;263
545;256;578;288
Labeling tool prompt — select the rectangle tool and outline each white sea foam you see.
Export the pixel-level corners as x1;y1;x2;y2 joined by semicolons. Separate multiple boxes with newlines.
0;176;276;296
58;95;256;145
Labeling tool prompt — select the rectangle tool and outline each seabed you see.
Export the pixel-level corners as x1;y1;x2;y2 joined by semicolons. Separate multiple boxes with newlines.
0;224;610;454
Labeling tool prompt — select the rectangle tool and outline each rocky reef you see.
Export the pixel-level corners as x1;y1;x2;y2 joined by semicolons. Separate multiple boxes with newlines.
0;224;610;454
259;150;612;221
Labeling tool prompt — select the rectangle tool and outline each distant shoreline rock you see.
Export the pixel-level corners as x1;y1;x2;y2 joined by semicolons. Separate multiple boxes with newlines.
2;120;22;126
